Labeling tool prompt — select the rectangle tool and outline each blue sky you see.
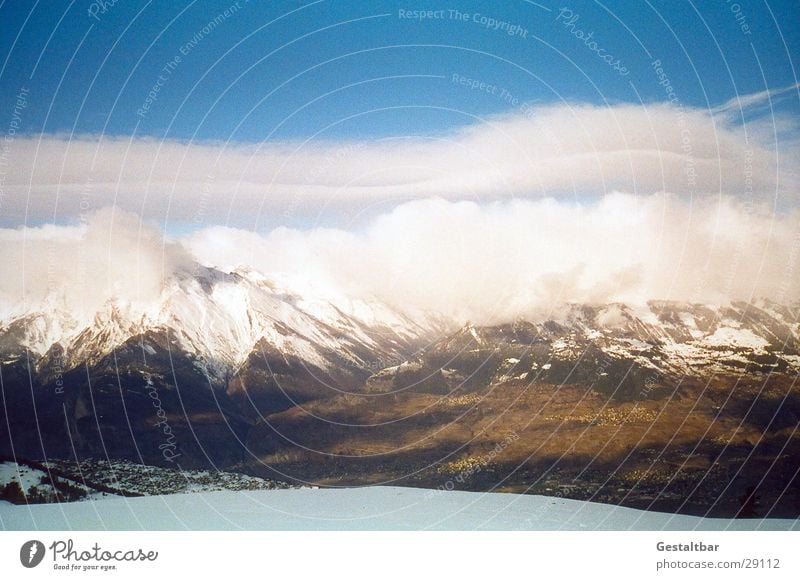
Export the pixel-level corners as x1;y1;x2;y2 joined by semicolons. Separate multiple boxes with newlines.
2;0;798;142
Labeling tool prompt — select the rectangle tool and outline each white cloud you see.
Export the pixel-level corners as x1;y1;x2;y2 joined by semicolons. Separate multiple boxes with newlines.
711;81;800;121
2;97;796;226
2;91;798;325
2;195;797;325
186;193;799;323
0;208;190;320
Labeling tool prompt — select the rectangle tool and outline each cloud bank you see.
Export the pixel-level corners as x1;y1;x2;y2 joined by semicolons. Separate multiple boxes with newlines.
2;98;797;226
185;194;800;322
0;208;190;320
2;195;797;325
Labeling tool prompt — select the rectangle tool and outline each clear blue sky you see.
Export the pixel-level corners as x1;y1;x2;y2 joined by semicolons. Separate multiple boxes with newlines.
1;0;798;143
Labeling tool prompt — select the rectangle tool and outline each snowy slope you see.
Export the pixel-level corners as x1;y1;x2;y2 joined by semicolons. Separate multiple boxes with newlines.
1;486;796;531
0;461;45;491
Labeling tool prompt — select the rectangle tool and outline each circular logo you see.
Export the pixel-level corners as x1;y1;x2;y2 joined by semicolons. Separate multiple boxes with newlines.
19;540;45;568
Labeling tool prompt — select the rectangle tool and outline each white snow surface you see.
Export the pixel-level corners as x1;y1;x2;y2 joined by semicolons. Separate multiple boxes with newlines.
704;327;770;350
1;487;795;531
0;461;43;491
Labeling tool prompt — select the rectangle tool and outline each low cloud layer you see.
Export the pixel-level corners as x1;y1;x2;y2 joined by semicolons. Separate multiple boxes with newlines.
2;195;797;325
185;194;800;322
0;208;190;320
2;97;797;226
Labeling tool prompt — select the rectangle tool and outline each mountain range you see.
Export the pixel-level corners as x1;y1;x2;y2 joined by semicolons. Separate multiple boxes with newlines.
1;264;798;517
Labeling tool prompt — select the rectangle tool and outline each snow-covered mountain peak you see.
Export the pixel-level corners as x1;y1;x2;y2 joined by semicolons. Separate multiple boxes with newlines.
0;265;444;380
